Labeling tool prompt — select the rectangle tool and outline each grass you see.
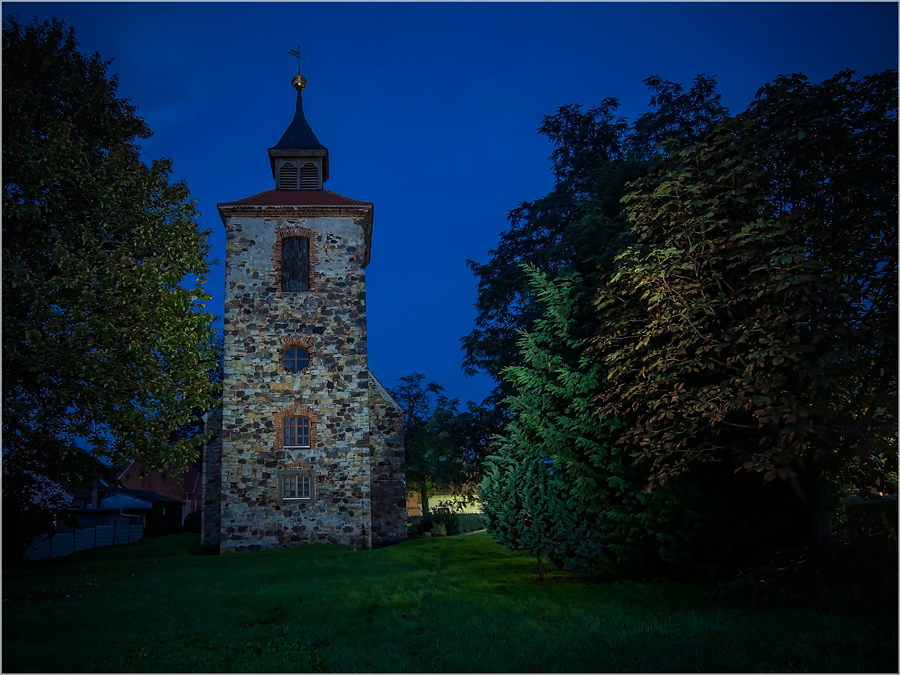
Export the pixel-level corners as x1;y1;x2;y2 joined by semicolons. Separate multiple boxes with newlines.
2;533;896;673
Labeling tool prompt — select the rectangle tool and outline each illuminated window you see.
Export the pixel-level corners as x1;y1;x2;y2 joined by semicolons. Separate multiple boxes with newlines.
283;346;310;372
283;416;311;448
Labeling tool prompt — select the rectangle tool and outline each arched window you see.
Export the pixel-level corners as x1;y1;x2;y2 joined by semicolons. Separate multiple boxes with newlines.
281;236;309;291
283;416;311;448
283;346;310;372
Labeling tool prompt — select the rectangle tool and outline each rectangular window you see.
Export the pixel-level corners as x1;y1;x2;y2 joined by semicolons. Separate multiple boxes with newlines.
282;236;309;292
279;471;314;501
283;416;311;448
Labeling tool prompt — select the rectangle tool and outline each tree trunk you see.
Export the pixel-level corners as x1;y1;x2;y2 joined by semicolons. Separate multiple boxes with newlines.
537;556;545;582
789;469;834;545
811;476;833;544
420;484;430;516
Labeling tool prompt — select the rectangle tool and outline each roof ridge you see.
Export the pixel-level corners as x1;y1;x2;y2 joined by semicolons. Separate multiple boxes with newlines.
320;188;372;205
218;188;275;206
218;189;374;209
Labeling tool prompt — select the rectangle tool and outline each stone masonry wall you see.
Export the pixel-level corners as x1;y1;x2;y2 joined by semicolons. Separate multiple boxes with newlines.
219;211;373;551
201;404;223;548
369;373;407;543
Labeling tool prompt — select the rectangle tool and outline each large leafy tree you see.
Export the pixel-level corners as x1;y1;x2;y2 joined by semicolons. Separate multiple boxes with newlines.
593;70;898;541
424;396;504;512
478;71;896;576
390;373;500;515
389;373;448;515
2;17;219;559
462;75;727;400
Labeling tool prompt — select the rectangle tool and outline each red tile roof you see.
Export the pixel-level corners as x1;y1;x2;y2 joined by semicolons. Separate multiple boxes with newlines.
218;189;372;208
118;461;202;501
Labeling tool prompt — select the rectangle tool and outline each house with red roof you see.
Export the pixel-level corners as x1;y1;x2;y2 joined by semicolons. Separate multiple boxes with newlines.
117;461;202;523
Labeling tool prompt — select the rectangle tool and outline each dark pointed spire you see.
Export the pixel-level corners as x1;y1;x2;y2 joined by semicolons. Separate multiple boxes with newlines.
271;77;326;151
268;69;329;188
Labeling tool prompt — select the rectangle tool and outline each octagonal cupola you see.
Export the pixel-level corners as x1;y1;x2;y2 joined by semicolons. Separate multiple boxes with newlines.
268;72;329;190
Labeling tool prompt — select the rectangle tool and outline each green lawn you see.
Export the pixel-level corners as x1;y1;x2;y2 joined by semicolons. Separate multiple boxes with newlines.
2;533;896;672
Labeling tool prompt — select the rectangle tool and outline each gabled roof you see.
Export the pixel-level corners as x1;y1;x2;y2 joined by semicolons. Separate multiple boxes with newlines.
218;189;373;209
113;487;184;503
118;461;202;500
369;370;404;412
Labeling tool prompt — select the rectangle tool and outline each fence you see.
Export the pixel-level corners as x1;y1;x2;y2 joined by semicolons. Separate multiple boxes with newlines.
24;516;144;561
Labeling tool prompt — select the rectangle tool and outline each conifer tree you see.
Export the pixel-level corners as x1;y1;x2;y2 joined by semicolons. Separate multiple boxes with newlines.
482;268;725;577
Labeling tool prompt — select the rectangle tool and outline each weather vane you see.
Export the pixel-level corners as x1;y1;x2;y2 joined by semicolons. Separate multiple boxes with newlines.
288;45;306;75
288;45;308;90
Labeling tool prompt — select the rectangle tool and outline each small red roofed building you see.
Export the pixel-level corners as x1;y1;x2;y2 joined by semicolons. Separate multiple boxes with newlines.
117;461;202;523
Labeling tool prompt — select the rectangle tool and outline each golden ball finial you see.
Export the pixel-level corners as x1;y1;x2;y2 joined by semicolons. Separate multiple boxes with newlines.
292;73;307;91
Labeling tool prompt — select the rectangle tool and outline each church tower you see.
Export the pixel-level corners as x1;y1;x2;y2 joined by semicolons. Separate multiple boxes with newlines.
201;61;407;552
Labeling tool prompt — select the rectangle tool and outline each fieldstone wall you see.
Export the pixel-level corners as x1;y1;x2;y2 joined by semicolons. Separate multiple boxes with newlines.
201;404;223;548
369;373;407;543
218;210;374;551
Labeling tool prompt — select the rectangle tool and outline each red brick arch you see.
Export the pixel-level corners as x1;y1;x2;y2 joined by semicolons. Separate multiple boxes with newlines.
273;224;321;292
273;404;318;451
278;336;316;375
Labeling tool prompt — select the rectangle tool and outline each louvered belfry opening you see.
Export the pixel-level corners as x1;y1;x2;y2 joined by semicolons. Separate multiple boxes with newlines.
299;162;319;189
282;236;310;291
279;162;298;189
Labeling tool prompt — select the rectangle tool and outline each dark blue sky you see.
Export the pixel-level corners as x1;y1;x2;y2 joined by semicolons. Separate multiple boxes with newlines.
5;2;897;405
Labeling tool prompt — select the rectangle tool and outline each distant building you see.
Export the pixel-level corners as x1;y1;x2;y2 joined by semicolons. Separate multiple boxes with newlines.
201;63;406;553
82;486;184;538
118;461;202;522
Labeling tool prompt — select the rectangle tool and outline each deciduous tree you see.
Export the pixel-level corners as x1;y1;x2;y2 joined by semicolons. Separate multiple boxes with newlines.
462;75;727;401
389;373;446;515
594;70;898;541
390;373;500;515
2;17;219;560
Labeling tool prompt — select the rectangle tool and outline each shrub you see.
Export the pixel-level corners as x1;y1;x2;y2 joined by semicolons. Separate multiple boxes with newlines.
407;512;462;536
457;513;484;533
430;512;461;535
833;496;898;543
431;522;447;537
712;538;898;613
